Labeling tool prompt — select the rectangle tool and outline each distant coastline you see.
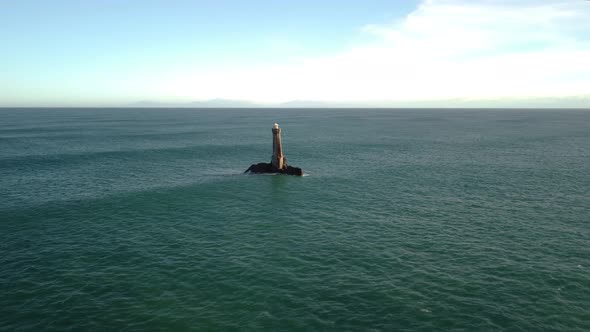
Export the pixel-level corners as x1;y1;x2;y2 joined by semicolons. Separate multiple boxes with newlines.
1;96;589;109
125;96;590;109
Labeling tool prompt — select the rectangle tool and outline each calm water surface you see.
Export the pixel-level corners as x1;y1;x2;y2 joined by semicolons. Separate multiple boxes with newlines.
1;108;589;331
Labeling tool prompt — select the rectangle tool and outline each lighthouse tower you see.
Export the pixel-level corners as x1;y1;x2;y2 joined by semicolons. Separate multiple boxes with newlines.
244;122;303;176
271;123;286;170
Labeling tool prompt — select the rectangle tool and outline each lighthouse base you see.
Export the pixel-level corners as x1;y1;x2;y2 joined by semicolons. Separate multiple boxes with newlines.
244;162;303;176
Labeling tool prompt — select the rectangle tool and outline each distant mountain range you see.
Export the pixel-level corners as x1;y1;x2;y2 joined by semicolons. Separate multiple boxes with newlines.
126;96;590;108
128;99;260;108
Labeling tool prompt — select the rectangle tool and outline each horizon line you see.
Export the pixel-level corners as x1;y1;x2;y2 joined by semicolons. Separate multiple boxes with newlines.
2;106;590;110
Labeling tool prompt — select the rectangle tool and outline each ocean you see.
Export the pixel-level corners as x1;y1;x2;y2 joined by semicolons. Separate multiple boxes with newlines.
1;108;589;331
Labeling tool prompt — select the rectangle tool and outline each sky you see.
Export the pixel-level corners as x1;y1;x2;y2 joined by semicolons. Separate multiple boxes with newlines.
1;0;589;107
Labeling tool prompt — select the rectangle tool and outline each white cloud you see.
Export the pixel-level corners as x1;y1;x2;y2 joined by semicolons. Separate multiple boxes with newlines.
159;0;590;104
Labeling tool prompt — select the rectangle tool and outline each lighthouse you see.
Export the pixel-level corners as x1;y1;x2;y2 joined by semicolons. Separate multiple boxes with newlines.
244;123;303;176
271;123;286;170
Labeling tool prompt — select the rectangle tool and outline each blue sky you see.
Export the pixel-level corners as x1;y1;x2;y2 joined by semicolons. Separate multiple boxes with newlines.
1;0;589;106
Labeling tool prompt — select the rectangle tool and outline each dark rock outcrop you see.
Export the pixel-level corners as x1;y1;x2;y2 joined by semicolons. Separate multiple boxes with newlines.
244;162;303;176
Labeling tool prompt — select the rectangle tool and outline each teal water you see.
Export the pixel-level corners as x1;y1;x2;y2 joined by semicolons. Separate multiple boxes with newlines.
1;108;589;331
